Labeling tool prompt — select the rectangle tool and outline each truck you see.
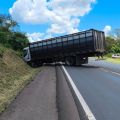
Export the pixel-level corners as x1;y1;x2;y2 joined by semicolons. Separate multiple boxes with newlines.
23;29;105;66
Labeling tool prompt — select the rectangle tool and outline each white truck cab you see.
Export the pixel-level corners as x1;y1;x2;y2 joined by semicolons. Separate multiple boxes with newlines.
23;47;31;62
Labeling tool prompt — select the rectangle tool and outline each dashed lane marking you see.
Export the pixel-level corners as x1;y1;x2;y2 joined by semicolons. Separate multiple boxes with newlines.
101;68;120;76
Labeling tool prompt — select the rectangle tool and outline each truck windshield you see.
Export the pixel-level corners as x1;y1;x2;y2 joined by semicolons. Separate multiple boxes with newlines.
23;50;28;57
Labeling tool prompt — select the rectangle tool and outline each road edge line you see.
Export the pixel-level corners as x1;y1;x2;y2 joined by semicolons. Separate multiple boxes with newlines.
101;68;120;76
61;65;96;120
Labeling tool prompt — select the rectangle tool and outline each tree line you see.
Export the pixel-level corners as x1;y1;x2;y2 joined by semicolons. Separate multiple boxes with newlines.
105;29;120;54
0;14;29;51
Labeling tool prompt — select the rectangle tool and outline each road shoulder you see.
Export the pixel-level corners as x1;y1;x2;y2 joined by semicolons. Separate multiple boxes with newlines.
0;66;58;120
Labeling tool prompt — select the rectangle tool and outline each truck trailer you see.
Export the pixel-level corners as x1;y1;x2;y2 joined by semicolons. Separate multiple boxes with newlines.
23;29;105;66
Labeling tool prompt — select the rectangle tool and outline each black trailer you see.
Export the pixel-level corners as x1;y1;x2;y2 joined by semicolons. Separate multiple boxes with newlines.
24;29;105;66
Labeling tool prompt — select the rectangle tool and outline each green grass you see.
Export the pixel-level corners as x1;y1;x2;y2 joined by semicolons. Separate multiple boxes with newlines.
0;44;6;58
105;57;120;64
0;46;40;112
104;53;120;64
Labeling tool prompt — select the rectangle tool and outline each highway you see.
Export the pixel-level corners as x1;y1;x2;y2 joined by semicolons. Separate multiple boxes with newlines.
0;59;120;120
89;57;120;73
65;61;120;120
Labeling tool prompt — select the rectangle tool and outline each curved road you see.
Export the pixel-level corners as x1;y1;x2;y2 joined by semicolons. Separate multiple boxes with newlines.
65;61;120;120
89;57;120;73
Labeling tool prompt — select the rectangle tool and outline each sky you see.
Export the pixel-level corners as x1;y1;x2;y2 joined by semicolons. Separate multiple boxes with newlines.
0;0;120;42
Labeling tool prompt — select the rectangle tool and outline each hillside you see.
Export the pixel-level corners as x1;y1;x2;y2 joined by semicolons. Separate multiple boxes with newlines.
0;45;39;112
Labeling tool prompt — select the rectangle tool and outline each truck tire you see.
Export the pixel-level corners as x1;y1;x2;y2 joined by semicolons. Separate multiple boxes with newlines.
30;61;43;67
65;56;76;66
30;62;37;67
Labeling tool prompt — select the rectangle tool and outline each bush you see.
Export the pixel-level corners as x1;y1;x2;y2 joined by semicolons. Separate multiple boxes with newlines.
0;14;29;52
111;44;120;53
105;53;112;58
0;44;6;57
8;32;29;51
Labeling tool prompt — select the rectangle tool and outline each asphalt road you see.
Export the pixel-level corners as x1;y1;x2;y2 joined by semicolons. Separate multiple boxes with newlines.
89;57;120;73
65;63;120;120
0;67;58;120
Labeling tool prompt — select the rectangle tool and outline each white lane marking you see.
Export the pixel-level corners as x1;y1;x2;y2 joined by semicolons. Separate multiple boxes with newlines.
111;71;120;76
62;65;96;120
101;68;120;76
101;68;109;73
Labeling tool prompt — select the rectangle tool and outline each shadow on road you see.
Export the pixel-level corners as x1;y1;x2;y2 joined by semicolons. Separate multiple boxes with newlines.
64;64;100;69
43;63;100;69
79;65;99;68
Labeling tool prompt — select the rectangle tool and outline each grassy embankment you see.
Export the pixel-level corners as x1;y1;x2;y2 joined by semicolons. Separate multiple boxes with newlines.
0;44;39;112
105;58;120;64
104;53;120;64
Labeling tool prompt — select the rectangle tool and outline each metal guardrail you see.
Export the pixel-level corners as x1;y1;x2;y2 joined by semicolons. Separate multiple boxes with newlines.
61;65;96;120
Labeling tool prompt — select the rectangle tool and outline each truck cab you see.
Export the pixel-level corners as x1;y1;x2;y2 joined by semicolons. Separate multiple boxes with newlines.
23;47;31;62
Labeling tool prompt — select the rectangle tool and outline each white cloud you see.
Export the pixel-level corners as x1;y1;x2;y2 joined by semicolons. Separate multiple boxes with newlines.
103;25;112;36
10;0;96;38
27;32;52;42
9;0;49;24
47;18;80;34
27;32;44;42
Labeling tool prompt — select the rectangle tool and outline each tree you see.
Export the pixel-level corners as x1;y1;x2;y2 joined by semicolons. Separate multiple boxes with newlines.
114;29;120;39
105;36;116;52
8;32;29;51
0;14;19;32
105;29;120;53
0;14;29;51
111;44;120;53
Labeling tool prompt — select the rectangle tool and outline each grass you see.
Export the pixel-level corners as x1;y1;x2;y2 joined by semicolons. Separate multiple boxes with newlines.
105;57;120;64
103;53;120;64
0;45;40;112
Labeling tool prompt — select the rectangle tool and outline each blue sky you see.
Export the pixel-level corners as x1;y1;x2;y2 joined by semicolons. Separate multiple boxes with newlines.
0;0;120;41
79;0;120;30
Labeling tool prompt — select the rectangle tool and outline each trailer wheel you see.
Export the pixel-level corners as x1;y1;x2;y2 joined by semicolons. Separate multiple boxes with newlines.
30;62;37;67
65;56;76;66
30;61;43;67
65;57;71;65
